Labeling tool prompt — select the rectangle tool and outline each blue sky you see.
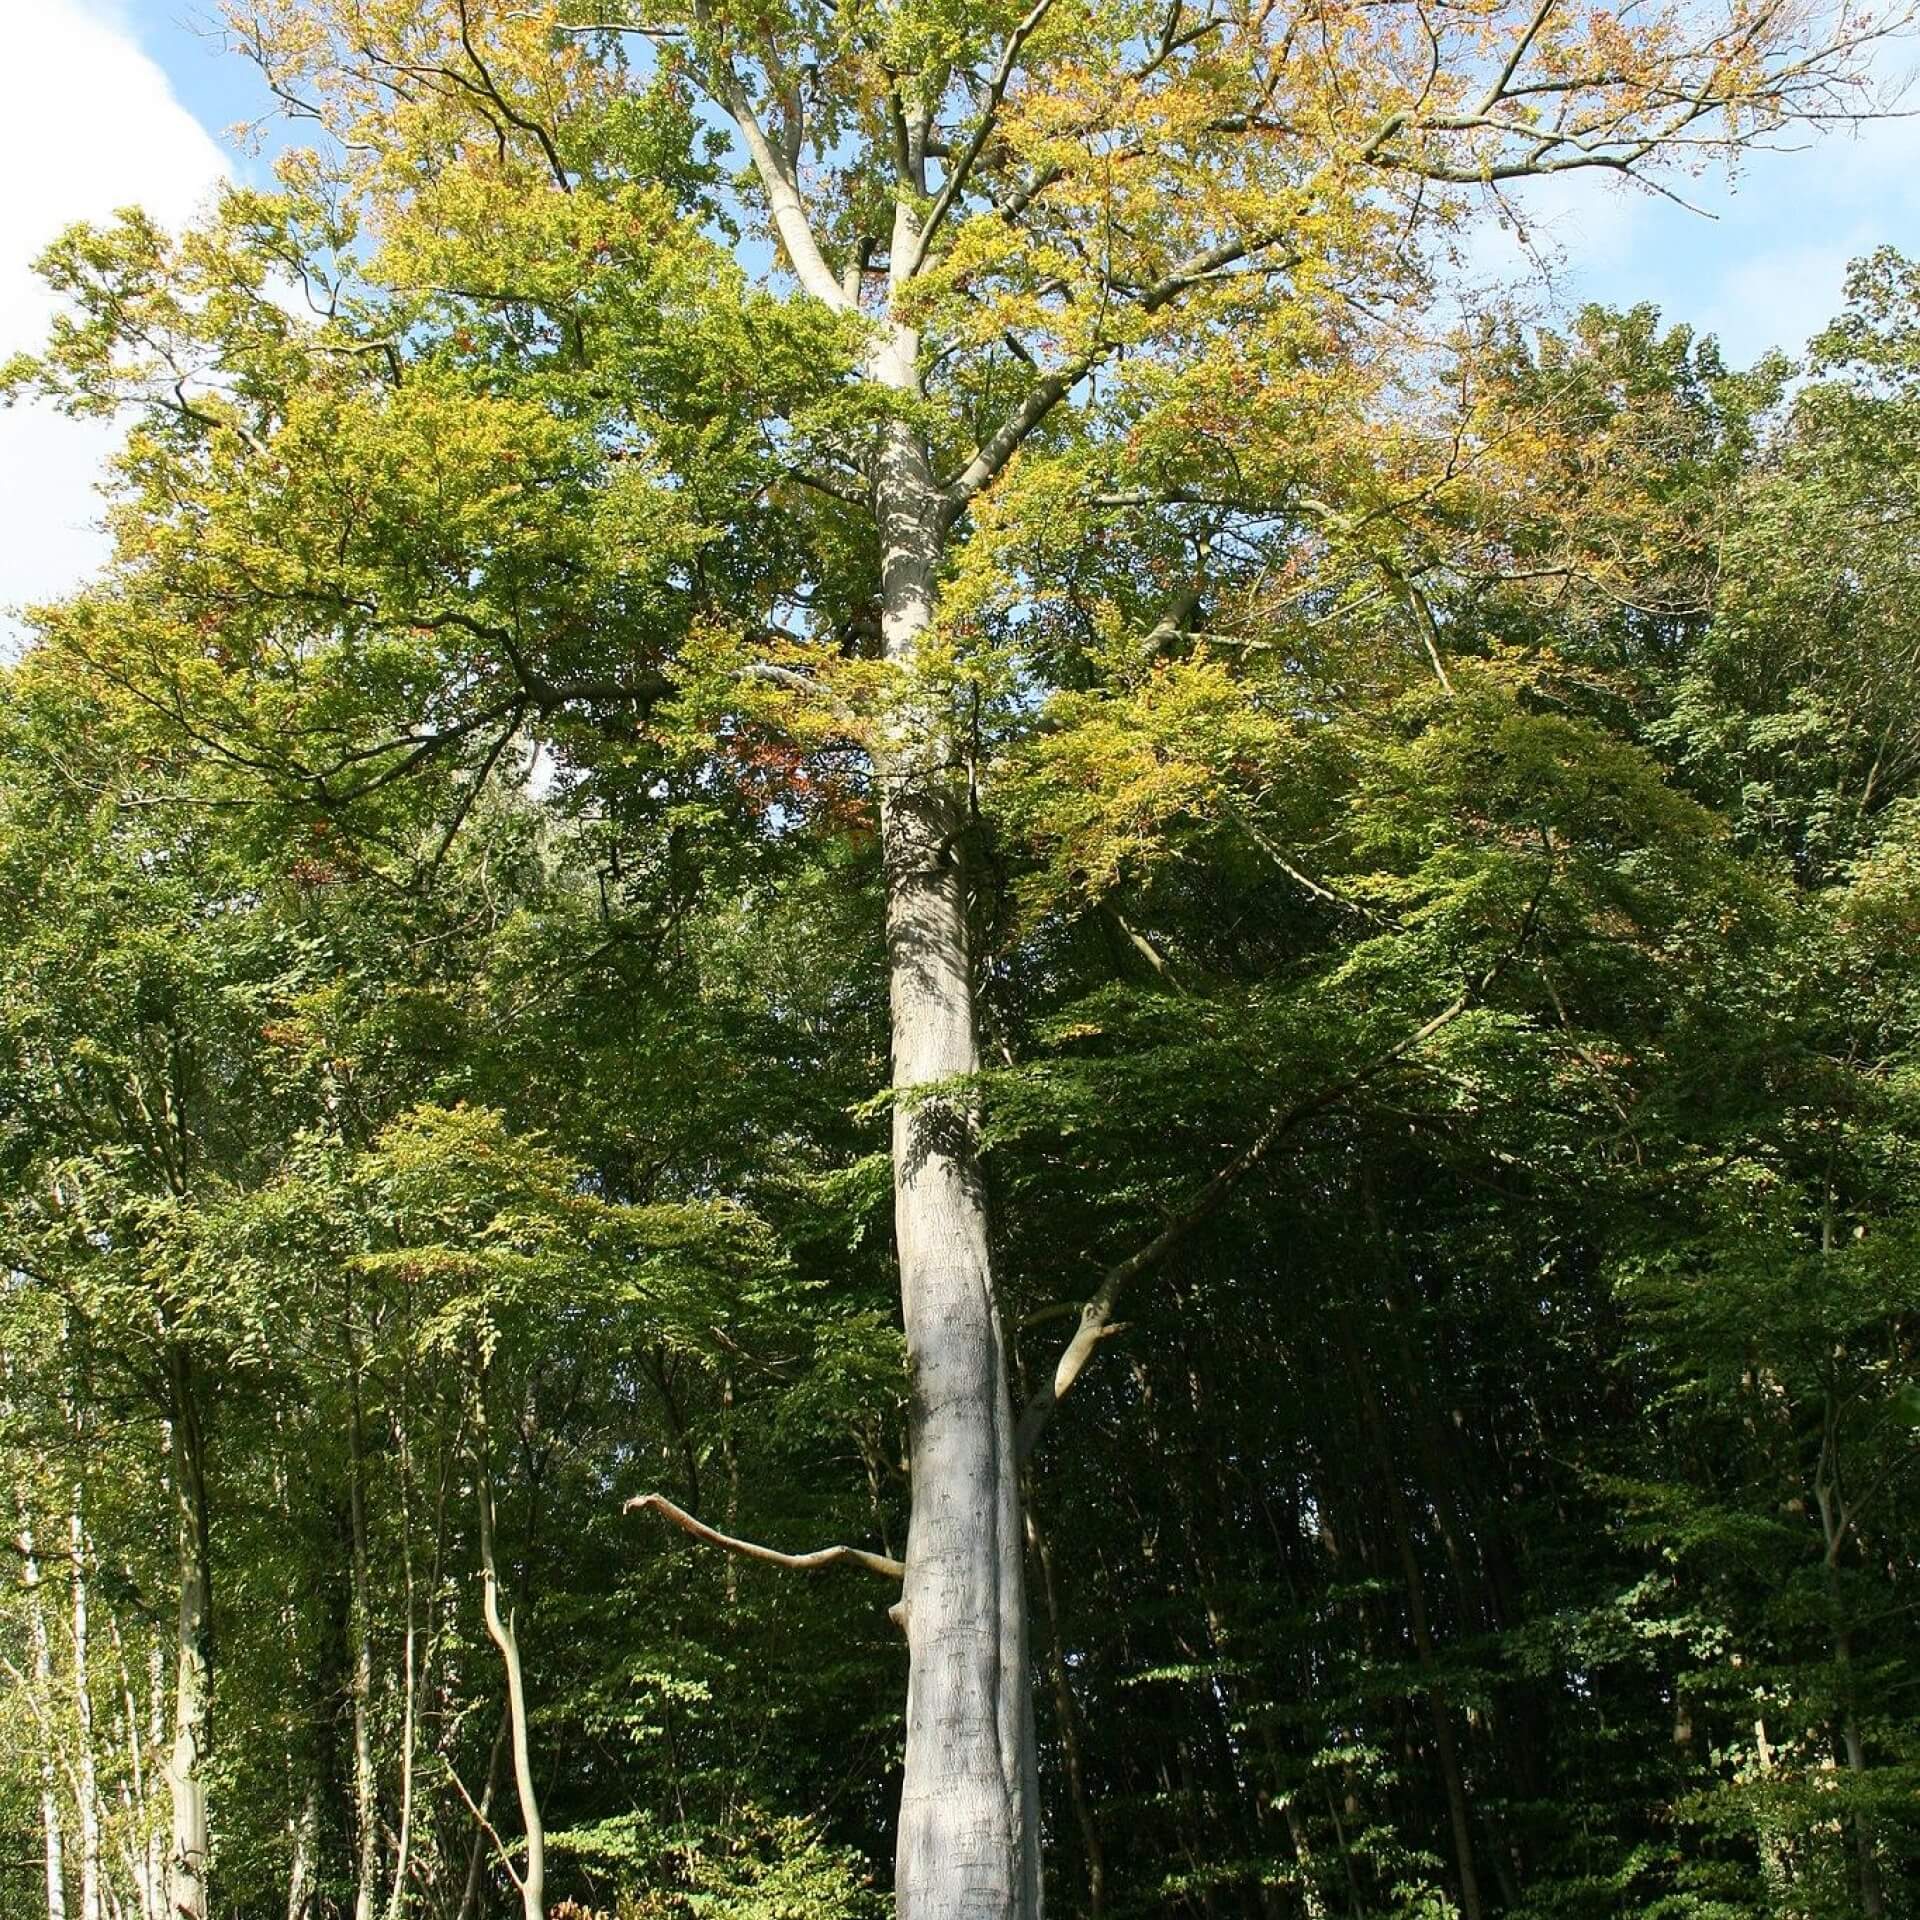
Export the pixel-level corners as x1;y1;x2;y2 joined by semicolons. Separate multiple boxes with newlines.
3;1;1918;631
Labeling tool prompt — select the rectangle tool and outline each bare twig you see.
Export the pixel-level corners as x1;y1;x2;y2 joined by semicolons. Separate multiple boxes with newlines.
442;1754;524;1895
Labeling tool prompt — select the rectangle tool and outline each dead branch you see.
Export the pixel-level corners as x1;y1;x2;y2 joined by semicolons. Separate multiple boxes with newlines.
1016;858;1554;1460
624;1492;904;1581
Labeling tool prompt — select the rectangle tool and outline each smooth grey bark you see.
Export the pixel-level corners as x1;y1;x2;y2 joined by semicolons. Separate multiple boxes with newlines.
145;1633;167;1920
383;1406;426;1920
870;266;1041;1920
705;51;1120;1920
163;1351;212;1920
474;1387;545;1920
106;1607;160;1920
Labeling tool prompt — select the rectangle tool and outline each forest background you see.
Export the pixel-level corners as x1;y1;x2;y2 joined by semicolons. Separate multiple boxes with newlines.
4;4;1920;1920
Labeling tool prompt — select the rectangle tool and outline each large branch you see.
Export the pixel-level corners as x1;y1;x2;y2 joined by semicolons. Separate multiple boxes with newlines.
689;3;849;310
625;1492;904;1581
731;105;851;308
1363;0;1898;184
896;0;1060;283
941;0;1884;516
454;0;571;192
1015;869;1552;1461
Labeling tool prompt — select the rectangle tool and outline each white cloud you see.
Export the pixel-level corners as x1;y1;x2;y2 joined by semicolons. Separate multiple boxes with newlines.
0;0;229;635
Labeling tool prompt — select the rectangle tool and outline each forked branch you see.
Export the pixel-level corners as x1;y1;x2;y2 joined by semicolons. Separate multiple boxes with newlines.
942;228;1296;519
688;0;849;309
897;0;1060;281
625;1492;904;1581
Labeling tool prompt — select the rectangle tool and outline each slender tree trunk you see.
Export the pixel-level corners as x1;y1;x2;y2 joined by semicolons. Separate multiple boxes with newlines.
285;1781;321;1920
1816;1471;1884;1919
106;1607;159;1920
20;1520;70;1920
1812;1154;1886;1920
720;1372;739;1612
454;1714;511;1920
69;1489;104;1920
473;1386;544;1920
1277;1765;1329;1920
384;1409;423;1920
1026;1504;1105;1920
163;1349;212;1920
266;1428;321;1920
1749;1714;1796;1907
146;1633;167;1920
1834;1659;1884;1920
348;1327;381;1920
871;257;1040;1920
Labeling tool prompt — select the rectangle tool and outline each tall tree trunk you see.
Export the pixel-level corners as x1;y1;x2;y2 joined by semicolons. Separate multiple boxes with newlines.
106;1606;160;1920
1834;1657;1884;1920
720;1372;739;1612
474;1386;544;1920
871;253;1040;1920
454;1713;512;1920
146;1633;168;1920
267;1424;322;1920
70;1489;104;1920
1026;1503;1105;1920
348;1324;381;1920
384;1408;424;1920
164;1348;212;1920
285;1782;321;1920
1813;1153;1886;1920
1815;1457;1885;1918
19;1520;70;1920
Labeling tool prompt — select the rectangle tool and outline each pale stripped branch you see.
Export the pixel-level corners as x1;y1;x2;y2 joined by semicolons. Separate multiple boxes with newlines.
625;1492;904;1580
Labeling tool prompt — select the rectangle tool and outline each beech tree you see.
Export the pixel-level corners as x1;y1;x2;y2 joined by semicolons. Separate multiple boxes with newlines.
5;4;1920;1919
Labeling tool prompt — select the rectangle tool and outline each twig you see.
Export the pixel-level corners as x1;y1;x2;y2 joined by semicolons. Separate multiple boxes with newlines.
442;1754;524;1894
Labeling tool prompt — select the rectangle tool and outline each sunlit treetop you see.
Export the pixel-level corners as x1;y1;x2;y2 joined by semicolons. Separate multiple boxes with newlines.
1;0;1909;860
